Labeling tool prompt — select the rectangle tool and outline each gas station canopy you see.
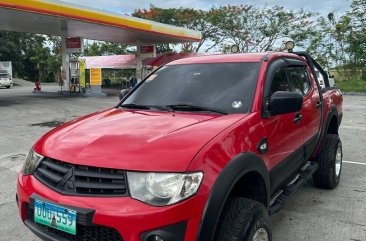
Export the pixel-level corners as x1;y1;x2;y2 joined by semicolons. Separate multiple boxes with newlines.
83;53;201;69
0;0;202;95
0;0;201;43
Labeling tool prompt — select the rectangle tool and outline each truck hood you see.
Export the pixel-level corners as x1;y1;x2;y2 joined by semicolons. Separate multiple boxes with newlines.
35;108;246;172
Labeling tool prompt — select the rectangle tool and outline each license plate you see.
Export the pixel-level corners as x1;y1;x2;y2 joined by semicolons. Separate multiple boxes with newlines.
34;200;77;235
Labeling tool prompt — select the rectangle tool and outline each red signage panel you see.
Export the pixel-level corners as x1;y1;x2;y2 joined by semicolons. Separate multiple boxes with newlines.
67;37;81;49
141;45;154;54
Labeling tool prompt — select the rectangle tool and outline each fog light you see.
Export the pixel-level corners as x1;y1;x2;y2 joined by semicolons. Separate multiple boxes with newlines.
147;235;164;241
141;221;187;241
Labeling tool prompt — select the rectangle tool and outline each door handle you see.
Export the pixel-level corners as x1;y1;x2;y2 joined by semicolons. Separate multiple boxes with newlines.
316;101;322;108
294;113;302;124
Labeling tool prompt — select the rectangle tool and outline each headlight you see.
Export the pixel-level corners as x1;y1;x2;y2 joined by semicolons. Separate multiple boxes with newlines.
22;149;44;175
127;172;203;206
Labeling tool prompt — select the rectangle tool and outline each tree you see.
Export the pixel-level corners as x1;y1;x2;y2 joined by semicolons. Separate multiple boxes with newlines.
0;32;34;78
29;35;50;81
45;36;62;82
214;5;317;53
133;7;222;53
346;0;366;66
0;32;64;82
306;0;366;80
84;41;129;56
301;12;349;69
133;5;317;54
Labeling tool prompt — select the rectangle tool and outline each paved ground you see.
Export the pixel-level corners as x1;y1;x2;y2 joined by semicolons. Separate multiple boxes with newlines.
0;83;365;241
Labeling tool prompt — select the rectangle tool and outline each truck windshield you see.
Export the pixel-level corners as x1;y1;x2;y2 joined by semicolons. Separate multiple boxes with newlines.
121;62;260;114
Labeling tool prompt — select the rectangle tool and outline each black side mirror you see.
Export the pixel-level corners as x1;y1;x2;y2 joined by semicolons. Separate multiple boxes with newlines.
268;91;303;115
119;89;130;100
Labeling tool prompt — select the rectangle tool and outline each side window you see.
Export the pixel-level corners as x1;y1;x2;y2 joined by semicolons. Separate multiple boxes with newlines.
287;66;312;96
269;67;290;96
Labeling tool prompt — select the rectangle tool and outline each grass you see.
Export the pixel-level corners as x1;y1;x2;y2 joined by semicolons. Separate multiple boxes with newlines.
335;79;366;93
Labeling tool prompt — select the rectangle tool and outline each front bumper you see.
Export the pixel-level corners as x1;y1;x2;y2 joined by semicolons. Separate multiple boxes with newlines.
0;79;12;86
17;173;206;241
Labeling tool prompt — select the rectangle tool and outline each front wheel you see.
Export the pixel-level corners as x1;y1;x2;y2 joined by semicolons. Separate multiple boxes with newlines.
313;134;343;189
6;85;10;89
215;197;272;241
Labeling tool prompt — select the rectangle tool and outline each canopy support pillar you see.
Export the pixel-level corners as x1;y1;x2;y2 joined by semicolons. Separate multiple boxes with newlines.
61;32;70;91
136;43;143;83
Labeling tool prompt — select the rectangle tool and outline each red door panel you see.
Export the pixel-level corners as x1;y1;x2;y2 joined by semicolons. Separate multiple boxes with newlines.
301;66;322;158
263;113;304;171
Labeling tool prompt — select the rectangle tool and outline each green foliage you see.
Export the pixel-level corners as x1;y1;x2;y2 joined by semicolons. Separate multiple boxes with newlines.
306;0;365;72
0;32;38;79
0;0;365;87
29;35;50;81
215;5;316;53
133;5;317;53
133;7;221;52
0;32;61;82
346;0;366;65
132;1;364;74
83;41;130;56
335;79;366;92
0;32;130;82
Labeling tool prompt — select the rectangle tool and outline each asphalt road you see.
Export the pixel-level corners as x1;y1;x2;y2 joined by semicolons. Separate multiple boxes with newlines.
0;84;365;241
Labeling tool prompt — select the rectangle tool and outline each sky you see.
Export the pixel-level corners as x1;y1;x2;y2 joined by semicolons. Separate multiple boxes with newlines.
62;0;351;16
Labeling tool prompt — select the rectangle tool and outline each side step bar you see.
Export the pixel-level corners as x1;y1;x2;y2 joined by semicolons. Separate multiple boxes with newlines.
269;162;319;215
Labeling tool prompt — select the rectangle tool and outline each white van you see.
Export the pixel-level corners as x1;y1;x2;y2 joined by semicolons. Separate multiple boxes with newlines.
0;69;13;88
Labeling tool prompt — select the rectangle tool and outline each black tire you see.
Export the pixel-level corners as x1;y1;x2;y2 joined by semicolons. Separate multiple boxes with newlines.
215;197;271;241
6;86;10;89
313;134;343;189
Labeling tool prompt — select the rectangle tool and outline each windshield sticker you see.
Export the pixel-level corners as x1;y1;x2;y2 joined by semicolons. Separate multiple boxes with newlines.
232;101;243;109
146;74;157;82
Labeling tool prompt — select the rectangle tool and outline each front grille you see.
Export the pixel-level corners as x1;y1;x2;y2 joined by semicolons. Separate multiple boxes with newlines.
26;204;123;241
34;158;128;196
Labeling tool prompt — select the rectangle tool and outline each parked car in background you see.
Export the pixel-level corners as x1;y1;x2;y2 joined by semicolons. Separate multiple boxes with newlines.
315;68;335;88
0;69;13;88
328;71;335;87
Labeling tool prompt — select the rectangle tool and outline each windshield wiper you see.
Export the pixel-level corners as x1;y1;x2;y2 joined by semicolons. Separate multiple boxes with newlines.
120;103;175;112
150;105;174;112
120;103;227;114
120;103;151;110
165;104;228;115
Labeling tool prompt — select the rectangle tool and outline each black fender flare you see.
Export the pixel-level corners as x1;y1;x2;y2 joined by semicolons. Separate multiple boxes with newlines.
327;105;339;129
196;152;270;241
317;105;339;154
323;105;338;136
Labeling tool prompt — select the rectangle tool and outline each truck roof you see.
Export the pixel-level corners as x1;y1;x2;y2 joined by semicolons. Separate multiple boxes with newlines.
167;52;304;65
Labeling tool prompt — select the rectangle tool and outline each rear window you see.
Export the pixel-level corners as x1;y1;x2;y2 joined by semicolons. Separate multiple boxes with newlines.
123;63;260;114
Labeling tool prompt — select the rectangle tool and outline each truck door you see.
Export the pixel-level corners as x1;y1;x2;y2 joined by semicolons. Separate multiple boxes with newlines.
286;64;322;161
261;59;305;194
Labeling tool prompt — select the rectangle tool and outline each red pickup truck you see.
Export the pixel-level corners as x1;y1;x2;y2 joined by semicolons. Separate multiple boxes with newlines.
17;51;343;241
